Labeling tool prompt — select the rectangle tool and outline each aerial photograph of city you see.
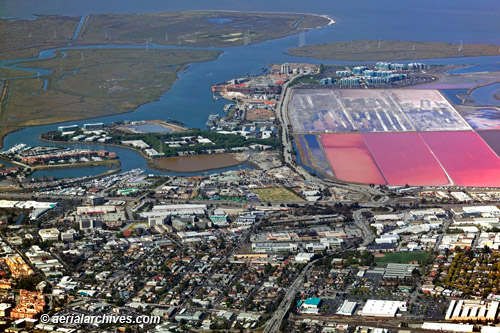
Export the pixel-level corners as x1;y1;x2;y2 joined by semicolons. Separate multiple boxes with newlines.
0;0;500;332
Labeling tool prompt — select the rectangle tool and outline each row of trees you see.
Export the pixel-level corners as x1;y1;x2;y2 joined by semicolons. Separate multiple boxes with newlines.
112;130;281;157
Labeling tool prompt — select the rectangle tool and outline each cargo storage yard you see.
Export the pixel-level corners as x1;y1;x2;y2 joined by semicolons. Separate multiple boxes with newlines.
290;88;500;187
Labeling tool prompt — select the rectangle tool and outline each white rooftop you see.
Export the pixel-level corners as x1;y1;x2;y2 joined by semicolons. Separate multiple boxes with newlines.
360;300;406;317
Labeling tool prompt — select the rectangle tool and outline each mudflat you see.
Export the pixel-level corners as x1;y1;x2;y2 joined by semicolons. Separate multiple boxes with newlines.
150;153;243;172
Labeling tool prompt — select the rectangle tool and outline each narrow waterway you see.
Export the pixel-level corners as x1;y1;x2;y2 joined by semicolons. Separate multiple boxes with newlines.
72;15;87;40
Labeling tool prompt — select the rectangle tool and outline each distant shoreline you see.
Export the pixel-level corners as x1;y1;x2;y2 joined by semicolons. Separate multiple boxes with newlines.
288;40;500;61
194;10;335;25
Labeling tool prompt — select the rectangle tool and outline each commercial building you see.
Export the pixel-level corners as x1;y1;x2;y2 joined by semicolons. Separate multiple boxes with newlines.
72;135;86;141
79;219;103;230
295;253;315;263
383;263;418;279
339;77;361;86
446;300;499;322
177;231;216;243
460;206;500;216
216;310;234;321
360;300;407;317
281;63;291;74
38;228;60;242
117;188;139;196
236;313;261;322
408;63;426;69
305;243;327;252
76;205;118;215
422;323;472;332
366;263;418;280
58;125;79;132
303;298;321;308
87;195;105;206
175;309;203;322
336;300;358;316
143;204;207;217
121;140;150;149
251;242;298;253
148;215;168;227
439;233;476;250
76;205;124;223
210;208;229;227
83;123;104;131
319;77;335;85
336;70;352;76
234;214;257;226
353;66;369;74
0;200;58;220
61;230;76;242
374;214;401;222
300;298;322;314
375;234;400;244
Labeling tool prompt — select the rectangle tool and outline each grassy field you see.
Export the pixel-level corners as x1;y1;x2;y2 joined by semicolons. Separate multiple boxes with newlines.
288;40;500;61
252;187;304;202
0;48;220;147
374;252;429;265
0;15;79;60
0;68;36;78
0;12;330;60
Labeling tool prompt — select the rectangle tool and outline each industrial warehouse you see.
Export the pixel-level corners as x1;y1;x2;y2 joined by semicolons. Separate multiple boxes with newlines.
446;300;500;323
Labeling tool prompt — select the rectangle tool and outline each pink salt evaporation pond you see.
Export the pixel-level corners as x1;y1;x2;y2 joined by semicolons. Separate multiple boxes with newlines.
362;132;450;186
421;131;500;187
321;134;386;185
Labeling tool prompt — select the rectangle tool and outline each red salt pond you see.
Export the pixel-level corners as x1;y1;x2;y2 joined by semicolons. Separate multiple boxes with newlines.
421;131;500;187
362;132;450;186
321;134;386;185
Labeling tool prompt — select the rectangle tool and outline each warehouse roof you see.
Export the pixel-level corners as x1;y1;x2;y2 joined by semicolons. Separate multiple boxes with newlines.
304;298;321;306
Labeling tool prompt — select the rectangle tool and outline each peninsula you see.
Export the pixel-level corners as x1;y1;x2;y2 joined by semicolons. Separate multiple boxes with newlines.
0;48;220;147
0;11;332;60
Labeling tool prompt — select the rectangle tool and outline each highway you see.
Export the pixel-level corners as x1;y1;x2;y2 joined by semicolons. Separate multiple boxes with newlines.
353;208;376;247
262;206;375;332
179;221;260;308
263;257;313;333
